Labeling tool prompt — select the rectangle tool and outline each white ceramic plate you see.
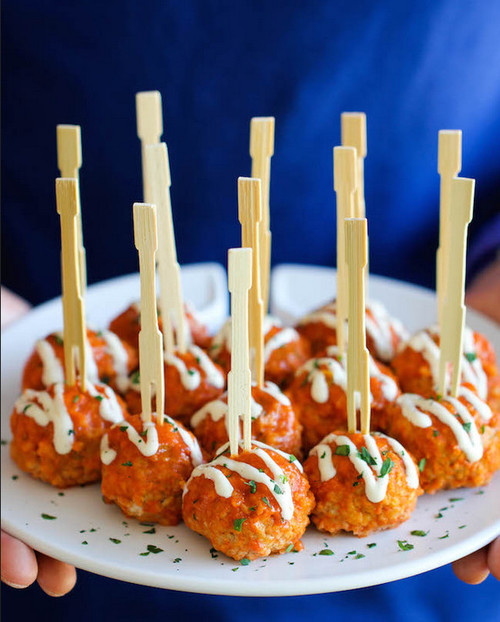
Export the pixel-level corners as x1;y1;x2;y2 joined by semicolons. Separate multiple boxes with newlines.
2;263;499;597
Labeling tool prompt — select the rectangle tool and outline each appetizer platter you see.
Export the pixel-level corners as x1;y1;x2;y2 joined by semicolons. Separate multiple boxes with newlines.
2;97;499;596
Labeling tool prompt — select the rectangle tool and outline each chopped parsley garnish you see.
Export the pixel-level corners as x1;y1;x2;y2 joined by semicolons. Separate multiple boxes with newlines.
240;558;250;566
109;538;121;544
320;451;326;459
23;404;32;414
397;540;414;551
231;567;239;572
12;475;18;481
357;447;377;466
347;550;356;555
462;422;472;433
465;352;477;362
58;491;64;496
459;525;467;529
67;429;74;436
139;522;154;526
436;512;443;519
289;455;297;463
146;545;163;554
143;527;156;534
233;518;246;532
187;369;196;376
313;360;320;369
210;548;218;558
367;543;377;548
481;425;485;434
121;461;133;467
476;490;485;495
411;530;429;537
379;457;394;478
249;506;256;512
41;513;56;520
119;426;129;432
245;480;257;494
285;544;294;553
433;430;439;437
353;481;359;487
131;371;140;385
335;444;350;456
449;497;464;502
318;549;334;556
355;554;365;560
418;458;426;472
173;557;182;563
140;429;148;437
95;395;103;402
101;375;110;384
438;532;449;540
73;395;80;403
274;484;283;495
54;335;64;346
81;541;88;545
262;496;271;507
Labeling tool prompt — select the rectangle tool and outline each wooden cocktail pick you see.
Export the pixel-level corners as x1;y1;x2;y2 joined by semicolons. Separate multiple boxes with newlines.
438;177;474;398
133;203;165;424
341;113;367;219
145;143;187;355
333;146;357;356
136;91;163;202
437;130;462;325
57;125;86;296
227;247;253;455
345;218;370;434
238;177;264;386
56;178;87;391
250;117;274;314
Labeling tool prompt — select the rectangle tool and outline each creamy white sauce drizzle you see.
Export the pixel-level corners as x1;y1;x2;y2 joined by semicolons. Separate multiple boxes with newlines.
311;432;418;502
298;300;407;362
132;299;194;346
190;382;291;430
86;383;124;423
35;339;65;386
15;384;74;454
165;345;224;391
101;414;203;466
403;327;488;400
185;440;302;518
264;327;299;362
101;330;130;392
396;393;484;462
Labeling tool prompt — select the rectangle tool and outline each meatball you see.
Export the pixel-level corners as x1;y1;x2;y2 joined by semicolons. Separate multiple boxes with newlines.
10;381;128;488
296;299;409;363
304;431;422;537
109;301;211;351
183;440;315;560
124;345;225;426
191;381;303;459
101;413;203;525
209;316;310;388
391;326;498;402
287;346;400;451
22;328;137;395
384;385;500;493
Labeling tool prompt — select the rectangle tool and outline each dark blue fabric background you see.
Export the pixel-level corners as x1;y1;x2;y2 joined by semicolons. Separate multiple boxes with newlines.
2;0;499;619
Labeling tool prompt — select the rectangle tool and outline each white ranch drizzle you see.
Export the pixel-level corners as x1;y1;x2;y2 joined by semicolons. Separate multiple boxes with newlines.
15;384;74;454
185;440;302;518
100;329;130;392
310;432;418;502
86;383;124;423
190;382;291;430
35;339;65;386
132;299;194;345
84;338;100;384
264;327;300;362
164;345;224;391
309;443;336;480
298;300;407;362
403;327;488;400
396;393;484;462
100;414;203;466
296;356;351;404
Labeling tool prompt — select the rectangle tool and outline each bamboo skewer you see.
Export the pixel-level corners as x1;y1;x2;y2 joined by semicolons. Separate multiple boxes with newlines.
238;177;264;386
227;248;253;455
250;117;274;314
133;203;165;424
136;91;163;202
333;147;357;356
438;177;474;398
341;113;367;219
57;125;86;296
345;218;370;434
56;178;87;391
437;130;462;325
145;143;187;355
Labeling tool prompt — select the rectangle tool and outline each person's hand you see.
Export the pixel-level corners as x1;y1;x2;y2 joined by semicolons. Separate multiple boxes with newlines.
1;286;77;596
452;257;500;584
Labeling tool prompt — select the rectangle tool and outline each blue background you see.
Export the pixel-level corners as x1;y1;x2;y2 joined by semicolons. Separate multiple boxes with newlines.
2;0;499;619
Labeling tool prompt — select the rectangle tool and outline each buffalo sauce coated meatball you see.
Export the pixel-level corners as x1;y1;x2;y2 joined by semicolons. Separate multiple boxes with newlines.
304;431;421;537
287;347;400;451
109;302;211;351
124;345;225;426
183;441;315;560
384;386;500;493
209;316;310;389
22;329;137;395
296;300;409;363
391;327;498;403
101;413;204;525
190;382;302;459
10;381;129;488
